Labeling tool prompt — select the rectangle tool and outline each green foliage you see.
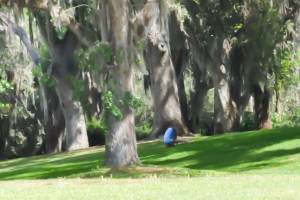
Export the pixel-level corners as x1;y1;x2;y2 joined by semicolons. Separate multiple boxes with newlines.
102;90;143;120
240;112;256;131
135;121;152;140
244;2;283;72
0;79;13;115
123;91;143;109
0;102;11;114
87;117;108;134
0;79;13;94
32;66;56;88
75;41;113;71
55;26;68;40
68;75;85;101
32;45;55;87
274;48;300;91
87;117;108;146
233;23;243;33
38;45;51;71
272;106;300;128
102;90;123;120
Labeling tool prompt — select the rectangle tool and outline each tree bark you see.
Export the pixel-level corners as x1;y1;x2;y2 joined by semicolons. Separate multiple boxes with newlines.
190;63;212;133
142;0;189;136
212;39;239;134
55;77;88;151
253;84;272;129
0;117;9;159
51;32;89;151
36;13;89;151
100;0;139;168
44;88;65;153
0;0;48;10
169;12;191;131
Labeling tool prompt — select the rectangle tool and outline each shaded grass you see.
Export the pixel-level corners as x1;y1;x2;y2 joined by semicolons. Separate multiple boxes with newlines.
0;127;299;180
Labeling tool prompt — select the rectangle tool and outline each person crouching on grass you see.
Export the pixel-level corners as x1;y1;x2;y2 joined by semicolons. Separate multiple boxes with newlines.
163;127;177;147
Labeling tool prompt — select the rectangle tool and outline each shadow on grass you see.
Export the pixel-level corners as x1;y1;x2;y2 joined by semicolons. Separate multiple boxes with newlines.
0;127;299;180
0;150;105;180
139;127;300;172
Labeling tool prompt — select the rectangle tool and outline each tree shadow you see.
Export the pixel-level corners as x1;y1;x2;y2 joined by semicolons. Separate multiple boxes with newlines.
139;127;300;172
0;150;105;180
1;127;299;180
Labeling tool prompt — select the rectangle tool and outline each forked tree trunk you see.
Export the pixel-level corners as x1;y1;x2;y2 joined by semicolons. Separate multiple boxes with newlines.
142;0;189;136
100;0;139;168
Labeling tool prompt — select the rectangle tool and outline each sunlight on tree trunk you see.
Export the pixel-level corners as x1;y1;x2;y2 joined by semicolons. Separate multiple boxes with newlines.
142;0;189;136
100;0;139;168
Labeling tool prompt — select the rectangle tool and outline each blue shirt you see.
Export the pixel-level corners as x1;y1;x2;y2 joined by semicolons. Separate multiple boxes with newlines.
163;127;177;145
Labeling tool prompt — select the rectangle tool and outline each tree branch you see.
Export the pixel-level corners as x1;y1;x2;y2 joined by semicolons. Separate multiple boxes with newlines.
0;0;49;10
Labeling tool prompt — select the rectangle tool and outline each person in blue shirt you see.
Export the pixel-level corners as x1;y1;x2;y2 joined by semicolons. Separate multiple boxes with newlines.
163;127;177;147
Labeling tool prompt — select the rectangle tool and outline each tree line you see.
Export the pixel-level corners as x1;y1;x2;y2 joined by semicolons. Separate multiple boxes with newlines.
0;0;299;168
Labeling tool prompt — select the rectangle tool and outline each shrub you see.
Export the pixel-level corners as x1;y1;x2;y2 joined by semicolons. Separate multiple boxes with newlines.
87;117;108;146
272;106;300;128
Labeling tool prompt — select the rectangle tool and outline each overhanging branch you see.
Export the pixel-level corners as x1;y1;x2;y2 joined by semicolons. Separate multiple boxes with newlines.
0;0;49;10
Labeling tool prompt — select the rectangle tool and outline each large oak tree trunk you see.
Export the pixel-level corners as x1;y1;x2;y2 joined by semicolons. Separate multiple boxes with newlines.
51;32;89;151
36;13;89;151
100;0;139;168
212;39;239;134
143;0;189;136
55;78;88;151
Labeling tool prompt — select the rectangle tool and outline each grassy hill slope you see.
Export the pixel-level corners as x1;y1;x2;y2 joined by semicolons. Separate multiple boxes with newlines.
0;127;299;180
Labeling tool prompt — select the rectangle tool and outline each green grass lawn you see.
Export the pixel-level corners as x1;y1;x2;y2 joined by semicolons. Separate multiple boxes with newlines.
1;176;299;200
0;127;300;199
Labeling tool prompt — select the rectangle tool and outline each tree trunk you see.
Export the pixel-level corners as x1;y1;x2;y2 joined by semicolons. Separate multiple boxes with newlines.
44;88;65;153
100;0;139;168
143;0;189;136
35;14;89;151
169;12;191;130
229;46;249;131
190;63;212;133
253;85;272;129
0;117;9;159
0;0;48;10
54;76;89;151
212;39;239;134
83;72;102;119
